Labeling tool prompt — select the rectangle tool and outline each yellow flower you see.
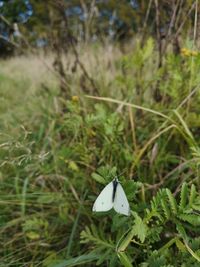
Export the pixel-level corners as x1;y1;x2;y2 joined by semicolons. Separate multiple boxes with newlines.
181;48;198;57
190;51;198;56
181;48;187;54
71;95;79;102
181;48;190;57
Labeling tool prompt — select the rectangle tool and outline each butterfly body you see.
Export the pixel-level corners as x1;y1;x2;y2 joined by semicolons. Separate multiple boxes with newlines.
112;178;118;202
92;177;130;216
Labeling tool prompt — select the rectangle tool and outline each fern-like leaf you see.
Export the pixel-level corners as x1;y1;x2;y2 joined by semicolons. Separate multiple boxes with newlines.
165;189;178;215
176;222;188;240
179;182;188;210
189;184;196;207
161;196;171;219
131;213;148;243
178;213;200;226
80;225;114;249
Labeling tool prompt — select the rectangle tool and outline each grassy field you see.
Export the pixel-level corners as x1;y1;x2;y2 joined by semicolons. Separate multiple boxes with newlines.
1;39;200;266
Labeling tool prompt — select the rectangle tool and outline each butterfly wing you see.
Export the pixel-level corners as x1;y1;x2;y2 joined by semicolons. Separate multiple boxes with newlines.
92;181;114;212
113;183;130;216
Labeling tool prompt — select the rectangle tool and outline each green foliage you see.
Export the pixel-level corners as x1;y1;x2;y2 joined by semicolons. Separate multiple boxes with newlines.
1;39;200;266
131;213;148;243
77;182;200;266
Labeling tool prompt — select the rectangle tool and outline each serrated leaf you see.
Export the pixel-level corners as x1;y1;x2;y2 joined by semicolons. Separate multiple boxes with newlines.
178;213;200;226
189;184;196;206
179;182;188;209
166;189;178;215
161;197;170;219
191;196;200;211
192;204;200;211
131;214;148;243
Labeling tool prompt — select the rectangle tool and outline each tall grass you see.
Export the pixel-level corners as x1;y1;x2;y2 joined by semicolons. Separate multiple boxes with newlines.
1;39;200;266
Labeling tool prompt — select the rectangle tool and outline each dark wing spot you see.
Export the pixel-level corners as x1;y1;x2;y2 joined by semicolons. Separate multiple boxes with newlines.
121;204;124;207
102;202;104;205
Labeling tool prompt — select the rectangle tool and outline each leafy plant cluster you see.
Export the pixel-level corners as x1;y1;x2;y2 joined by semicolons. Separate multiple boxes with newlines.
79;171;200;267
1;39;200;266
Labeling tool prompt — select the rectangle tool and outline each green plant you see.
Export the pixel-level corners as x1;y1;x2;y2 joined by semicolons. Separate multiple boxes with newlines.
77;181;200;267
1;39;200;266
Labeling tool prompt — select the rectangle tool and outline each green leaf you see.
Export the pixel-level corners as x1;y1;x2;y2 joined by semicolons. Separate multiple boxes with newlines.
178;213;200;226
176;223;188;240
37;193;58;204
159;237;178;253
175;239;187;252
49;252;100;267
184;241;200;263
191;196;200;211
96;248;112;265
166;189;178;215
91;173;106;184
161;197;171;219
117;229;135;252
131;214;148;243
189;184;197;207
173;110;195;145
179;182;188;209
142;38;154;61
118;252;133;267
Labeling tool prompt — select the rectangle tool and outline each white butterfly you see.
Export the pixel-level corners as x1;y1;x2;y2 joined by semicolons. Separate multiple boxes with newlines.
92;177;130;216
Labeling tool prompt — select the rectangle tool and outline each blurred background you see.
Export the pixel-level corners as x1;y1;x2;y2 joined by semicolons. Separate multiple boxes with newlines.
1;1;200;267
0;1;198;55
